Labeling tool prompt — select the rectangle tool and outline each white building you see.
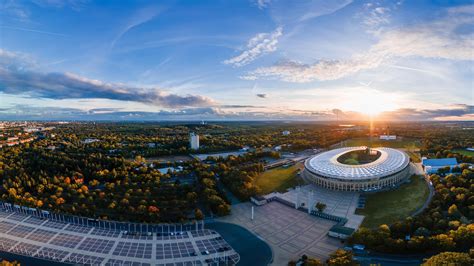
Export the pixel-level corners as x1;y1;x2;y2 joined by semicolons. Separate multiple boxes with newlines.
282;130;291;136
190;132;200;150
379;135;397;140
83;138;100;144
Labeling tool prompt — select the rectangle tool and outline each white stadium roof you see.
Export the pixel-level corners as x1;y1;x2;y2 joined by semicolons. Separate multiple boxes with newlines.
305;147;409;180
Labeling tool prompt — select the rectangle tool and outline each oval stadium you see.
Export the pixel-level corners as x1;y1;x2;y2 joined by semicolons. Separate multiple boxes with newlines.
303;147;410;192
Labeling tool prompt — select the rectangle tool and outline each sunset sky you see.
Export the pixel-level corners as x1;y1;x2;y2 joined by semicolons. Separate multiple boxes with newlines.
0;0;473;121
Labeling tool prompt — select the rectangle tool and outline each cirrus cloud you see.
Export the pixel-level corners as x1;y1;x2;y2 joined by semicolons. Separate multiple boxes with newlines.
243;5;474;83
223;27;283;67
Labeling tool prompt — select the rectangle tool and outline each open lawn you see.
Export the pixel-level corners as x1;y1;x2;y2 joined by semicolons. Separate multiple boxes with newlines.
406;151;421;163
356;175;429;228
452;149;474;156
255;162;304;194
342;137;420;149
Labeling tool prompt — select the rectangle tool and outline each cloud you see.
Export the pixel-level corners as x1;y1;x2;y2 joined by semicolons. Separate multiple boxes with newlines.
0;0;30;21
263;0;352;24
256;0;271;9
0;105;235;121
256;93;268;98
32;0;89;10
242;53;386;82
362;4;391;30
380;104;474;121
244;5;474;82
1;103;471;121
297;0;353;22
0;0;88;21
0;49;215;108
223;27;283;67
0;25;69;37
111;5;163;48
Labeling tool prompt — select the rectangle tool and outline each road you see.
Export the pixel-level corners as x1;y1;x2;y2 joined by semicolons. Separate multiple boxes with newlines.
410;163;435;217
355;254;424;266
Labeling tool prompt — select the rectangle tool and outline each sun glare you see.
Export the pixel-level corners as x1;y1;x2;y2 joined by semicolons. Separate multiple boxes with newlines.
341;90;399;116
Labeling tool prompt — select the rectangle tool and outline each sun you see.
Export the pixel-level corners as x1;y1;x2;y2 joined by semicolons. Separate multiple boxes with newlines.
341;89;399;116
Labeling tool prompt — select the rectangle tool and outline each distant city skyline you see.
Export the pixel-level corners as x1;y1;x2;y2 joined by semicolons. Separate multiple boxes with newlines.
0;0;473;121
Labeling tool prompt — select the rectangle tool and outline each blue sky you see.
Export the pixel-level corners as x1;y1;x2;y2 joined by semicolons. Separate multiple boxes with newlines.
0;0;472;120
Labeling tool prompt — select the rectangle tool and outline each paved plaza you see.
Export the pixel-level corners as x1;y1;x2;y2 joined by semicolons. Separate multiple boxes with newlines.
0;207;239;265
265;184;364;229
218;201;344;265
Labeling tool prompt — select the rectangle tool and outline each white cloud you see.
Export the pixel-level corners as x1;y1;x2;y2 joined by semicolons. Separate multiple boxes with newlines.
363;6;391;28
223;27;283;67
244;5;474;82
256;0;271;9
111;5;162;48
242;53;385;82
0;49;215;108
0;0;30;21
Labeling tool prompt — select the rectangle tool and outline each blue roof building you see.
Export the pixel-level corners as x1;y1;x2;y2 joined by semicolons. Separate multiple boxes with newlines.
422;158;458;174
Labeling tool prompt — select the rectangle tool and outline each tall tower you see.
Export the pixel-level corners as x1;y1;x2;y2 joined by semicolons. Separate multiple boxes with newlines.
189;132;199;150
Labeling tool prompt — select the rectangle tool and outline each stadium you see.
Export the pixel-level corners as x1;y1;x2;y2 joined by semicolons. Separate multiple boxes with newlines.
303;147;410;192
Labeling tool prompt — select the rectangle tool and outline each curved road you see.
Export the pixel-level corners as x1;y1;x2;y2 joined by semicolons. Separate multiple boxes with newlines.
410;163;435;217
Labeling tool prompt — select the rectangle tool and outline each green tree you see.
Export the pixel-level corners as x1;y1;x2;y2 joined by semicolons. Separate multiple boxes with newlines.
327;249;357;266
422;252;472;266
315;202;326;212
194;208;204;220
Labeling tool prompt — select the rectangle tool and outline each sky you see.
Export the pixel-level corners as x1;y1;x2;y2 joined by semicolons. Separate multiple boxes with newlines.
0;0;473;121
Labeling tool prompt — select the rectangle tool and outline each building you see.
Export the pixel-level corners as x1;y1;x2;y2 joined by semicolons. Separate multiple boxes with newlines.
83;138;100;144
328;225;355;239
302;147;410;192
282;130;291;136
422;158;458;174
250;196;268;206
7;137;18;142
379;135;397;140
189;132;200;150
157;166;184;175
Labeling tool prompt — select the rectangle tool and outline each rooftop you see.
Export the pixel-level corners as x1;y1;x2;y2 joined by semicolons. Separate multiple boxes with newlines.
305;147;410;180
329;225;355;236
422;158;458;167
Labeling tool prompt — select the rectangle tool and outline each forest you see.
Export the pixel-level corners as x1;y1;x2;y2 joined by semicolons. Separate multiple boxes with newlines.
0;121;472;226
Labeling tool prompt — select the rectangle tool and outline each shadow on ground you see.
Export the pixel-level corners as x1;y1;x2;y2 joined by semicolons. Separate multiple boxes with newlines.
206;221;273;266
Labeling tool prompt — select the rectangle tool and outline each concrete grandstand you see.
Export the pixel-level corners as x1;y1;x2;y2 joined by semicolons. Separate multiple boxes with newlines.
0;202;239;265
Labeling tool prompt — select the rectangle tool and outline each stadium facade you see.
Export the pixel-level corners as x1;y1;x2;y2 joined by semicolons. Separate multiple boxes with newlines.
303;147;410;192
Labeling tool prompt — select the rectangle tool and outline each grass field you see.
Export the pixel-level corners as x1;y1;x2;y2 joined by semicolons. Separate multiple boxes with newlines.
255;162;304;194
342;137;420;149
452;149;474;156
406;151;421;163
356;175;430;228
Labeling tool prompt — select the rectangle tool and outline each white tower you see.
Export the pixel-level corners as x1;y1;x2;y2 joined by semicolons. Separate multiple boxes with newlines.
190;132;200;150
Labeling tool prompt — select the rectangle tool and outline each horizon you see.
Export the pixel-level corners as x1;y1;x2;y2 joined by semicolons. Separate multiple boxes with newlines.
1;0;473;121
